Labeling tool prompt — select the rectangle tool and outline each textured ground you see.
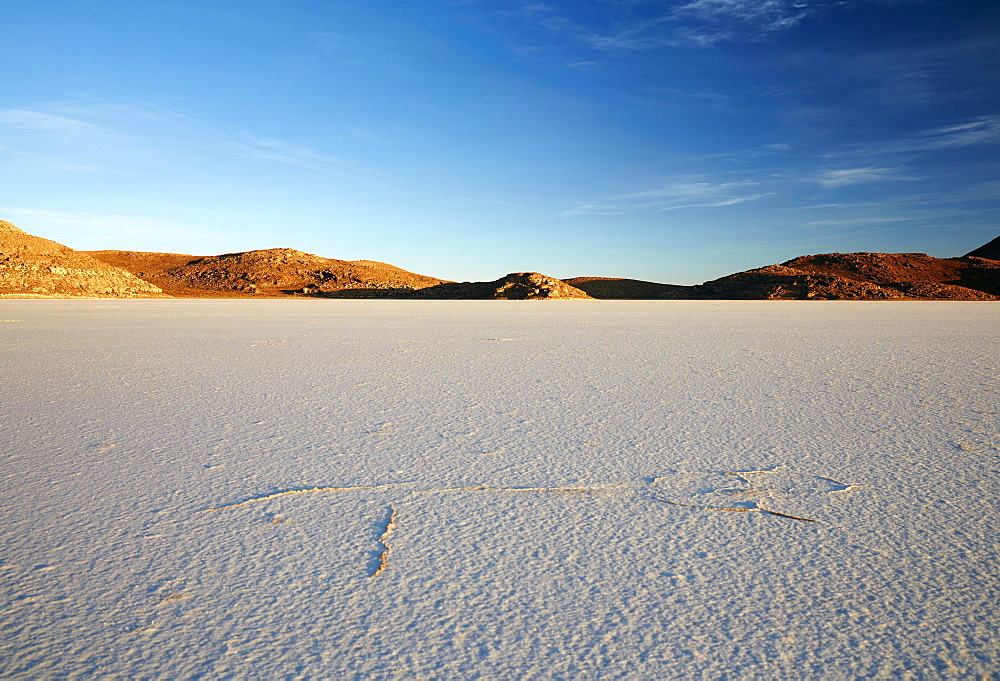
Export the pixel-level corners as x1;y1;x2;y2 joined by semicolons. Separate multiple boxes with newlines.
2;300;999;678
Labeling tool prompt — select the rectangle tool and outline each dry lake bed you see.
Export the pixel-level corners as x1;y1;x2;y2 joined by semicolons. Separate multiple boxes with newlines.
2;300;999;678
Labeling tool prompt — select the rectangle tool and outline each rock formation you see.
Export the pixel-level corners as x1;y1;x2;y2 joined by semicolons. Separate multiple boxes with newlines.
0;220;165;298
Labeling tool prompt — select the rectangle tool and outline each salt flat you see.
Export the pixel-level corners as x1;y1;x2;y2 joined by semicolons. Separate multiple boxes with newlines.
2;300;999;678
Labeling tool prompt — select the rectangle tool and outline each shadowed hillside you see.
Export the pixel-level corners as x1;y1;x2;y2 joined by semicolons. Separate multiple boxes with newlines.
561;277;686;299
965;236;1000;261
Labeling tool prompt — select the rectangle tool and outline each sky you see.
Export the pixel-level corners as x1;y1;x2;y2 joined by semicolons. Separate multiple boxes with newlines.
2;0;998;284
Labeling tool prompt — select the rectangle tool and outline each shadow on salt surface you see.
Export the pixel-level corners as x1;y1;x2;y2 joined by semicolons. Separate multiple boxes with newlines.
206;466;857;578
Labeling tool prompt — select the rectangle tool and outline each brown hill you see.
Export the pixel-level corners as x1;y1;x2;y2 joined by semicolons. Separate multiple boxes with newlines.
86;248;447;297
562;276;686;299
403;272;592;299
0;220;165;298
681;250;1000;300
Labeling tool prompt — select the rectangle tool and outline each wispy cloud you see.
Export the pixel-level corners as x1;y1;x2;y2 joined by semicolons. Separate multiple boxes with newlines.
668;0;817;47
496;0;894;52
0;100;387;183
0;107;148;173
563;178;771;216
0;108;142;149
655;194;770;211
917;115;1000;149
561;204;630;216
351;127;397;145
230;133;384;180
0;109;104;136
817;167;912;188
798;216;911;228
838;115;1000;158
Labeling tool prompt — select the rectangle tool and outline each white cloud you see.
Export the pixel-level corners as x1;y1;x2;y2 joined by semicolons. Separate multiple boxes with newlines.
799;217;910;227
0;101;386;183
561;204;630;216
669;0;816;46
840;115;1000;158
351;128;397;145
0;108;133;146
563;178;771;216
654;193;771;211
0;109;96;134
231;133;380;179
505;0;927;51
619;179;761;200
817;167;907;188
918;115;1000;149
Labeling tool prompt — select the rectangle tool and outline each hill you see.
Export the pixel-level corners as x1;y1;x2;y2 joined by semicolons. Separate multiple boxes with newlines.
681;250;1000;300
0;220;165;298
86;248;447;297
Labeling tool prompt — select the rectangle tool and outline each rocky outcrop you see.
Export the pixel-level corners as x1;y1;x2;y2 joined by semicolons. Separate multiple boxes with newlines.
0;221;165;298
86;247;446;297
405;272;592;299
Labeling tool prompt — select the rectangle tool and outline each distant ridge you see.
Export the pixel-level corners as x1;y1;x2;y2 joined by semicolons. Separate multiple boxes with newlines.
0;220;165;298
3;219;998;300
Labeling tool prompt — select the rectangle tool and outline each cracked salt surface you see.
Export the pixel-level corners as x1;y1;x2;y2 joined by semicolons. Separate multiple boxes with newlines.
2;300;1000;678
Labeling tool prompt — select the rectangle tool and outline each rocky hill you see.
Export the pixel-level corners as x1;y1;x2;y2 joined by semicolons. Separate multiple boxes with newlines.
86;248;447;297
679;249;1000;300
0;220;165;298
403;272;592;299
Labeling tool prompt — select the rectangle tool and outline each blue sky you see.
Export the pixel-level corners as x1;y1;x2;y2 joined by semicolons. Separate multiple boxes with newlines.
2;0;998;283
